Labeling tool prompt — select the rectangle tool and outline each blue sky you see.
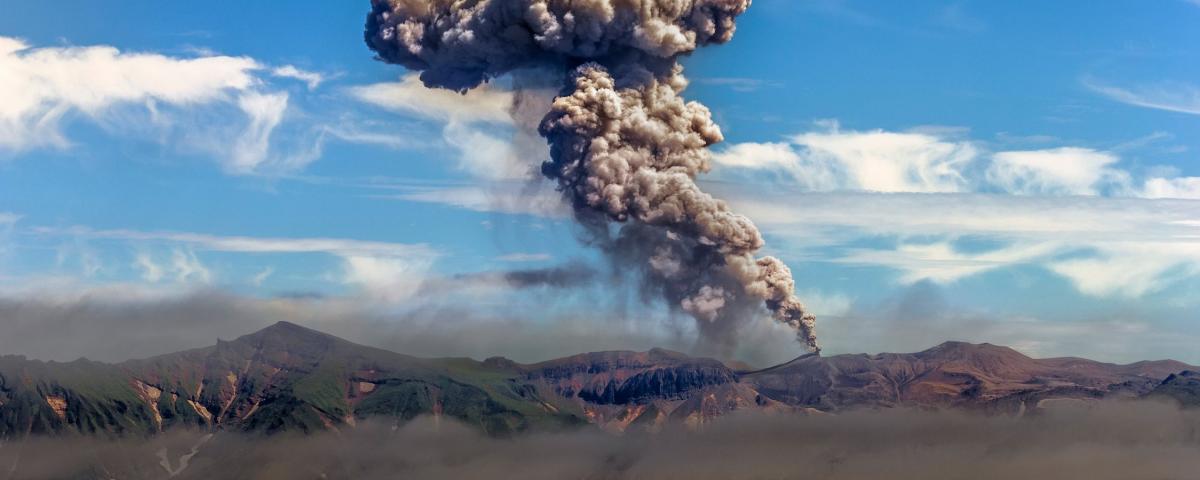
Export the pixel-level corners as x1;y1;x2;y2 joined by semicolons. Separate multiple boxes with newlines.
1;0;1198;364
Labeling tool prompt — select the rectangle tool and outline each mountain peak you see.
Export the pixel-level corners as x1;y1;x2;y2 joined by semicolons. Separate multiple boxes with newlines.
253;321;325;337
920;341;1028;359
1162;370;1200;384
260;320;308;332
233;321;341;351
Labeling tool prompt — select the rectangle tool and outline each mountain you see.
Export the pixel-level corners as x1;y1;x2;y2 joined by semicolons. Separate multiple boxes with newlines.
0;323;1195;439
505;348;803;432
1145;371;1200;407
745;341;1192;415
1;322;585;438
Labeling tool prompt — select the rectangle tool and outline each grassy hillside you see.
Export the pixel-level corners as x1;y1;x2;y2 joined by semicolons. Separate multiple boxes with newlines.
1;322;586;439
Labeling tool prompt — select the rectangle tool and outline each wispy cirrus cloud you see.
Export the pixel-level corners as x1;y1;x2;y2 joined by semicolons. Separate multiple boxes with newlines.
986;147;1129;196
328;78;556;242
496;253;552;263
0;36;325;173
30;226;439;301
381;183;569;218
836;241;1062;284
1084;78;1200;116
712;121;976;193
0;37;258;152
694;77;781;92
15;223;605;312
31;226;435;257
349;74;546;181
131;248;215;285
713;121;1194;200
270;65;324;90
348;75;513;124
1048;241;1200;298
725;190;1200;298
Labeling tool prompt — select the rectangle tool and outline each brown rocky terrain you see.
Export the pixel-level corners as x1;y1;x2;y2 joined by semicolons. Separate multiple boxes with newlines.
744;341;1193;415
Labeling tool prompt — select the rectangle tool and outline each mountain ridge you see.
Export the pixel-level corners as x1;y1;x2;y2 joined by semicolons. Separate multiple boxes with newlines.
1;321;1196;438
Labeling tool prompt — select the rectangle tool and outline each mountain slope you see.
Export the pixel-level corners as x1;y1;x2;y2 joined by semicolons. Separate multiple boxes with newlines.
1145;371;1200;407
505;348;791;432
0;355;158;436
1;325;1195;439
743;341;1191;413
1;322;587;438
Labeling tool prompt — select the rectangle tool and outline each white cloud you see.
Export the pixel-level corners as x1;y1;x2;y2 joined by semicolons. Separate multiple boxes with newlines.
727;191;1113;241
791;125;976;192
341;254;434;302
724;189;1200;298
1085;79;1200;115
33;226;439;298
0;36;325;174
714;122;1187;200
711;141;842;191
349;75;513;124
250;266;274;287
441;120;534;180
713;122;976;193
711;142;800;170
170;249;212;284
1048;241;1200;298
496;253;552;262
987;147;1127;196
270;65;324;90
324;125;426;151
1143;177;1200;200
0;36;257;150
229;91;289;172
693;77;780;92
357;109;1185;297
52;239;103;277
133;253;164;282
350;75;544;181
838;241;1062;284
33;226;435;257
390;184;569;218
132;249;211;284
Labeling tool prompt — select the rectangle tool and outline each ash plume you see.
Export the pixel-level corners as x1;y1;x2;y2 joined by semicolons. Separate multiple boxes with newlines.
365;0;818;352
424;261;599;292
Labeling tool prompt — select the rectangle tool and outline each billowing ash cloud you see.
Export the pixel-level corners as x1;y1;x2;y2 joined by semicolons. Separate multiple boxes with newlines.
365;0;818;353
365;0;748;92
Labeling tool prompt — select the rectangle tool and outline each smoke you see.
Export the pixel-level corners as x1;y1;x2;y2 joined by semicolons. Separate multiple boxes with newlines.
0;285;700;364
365;0;819;354
6;402;1200;479
409;261;599;298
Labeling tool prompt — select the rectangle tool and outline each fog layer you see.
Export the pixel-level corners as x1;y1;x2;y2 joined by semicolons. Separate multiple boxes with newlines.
3;401;1198;479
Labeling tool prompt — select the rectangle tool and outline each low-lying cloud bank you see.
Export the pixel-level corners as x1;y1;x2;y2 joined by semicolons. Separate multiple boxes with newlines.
0;287;708;364
2;280;1196;367
3;402;1199;479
